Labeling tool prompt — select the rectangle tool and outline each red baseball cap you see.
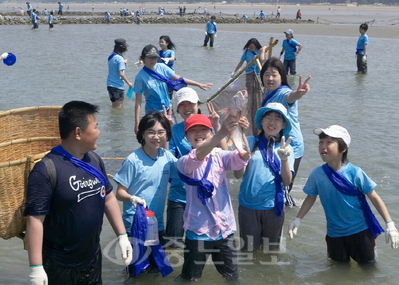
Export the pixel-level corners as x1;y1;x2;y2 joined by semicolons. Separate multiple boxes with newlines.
184;114;213;132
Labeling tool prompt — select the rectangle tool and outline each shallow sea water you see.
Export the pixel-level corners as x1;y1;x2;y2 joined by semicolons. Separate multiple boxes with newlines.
1;22;399;284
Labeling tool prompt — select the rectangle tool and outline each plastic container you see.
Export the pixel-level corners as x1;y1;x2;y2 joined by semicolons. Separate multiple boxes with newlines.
126;87;134;99
144;210;159;246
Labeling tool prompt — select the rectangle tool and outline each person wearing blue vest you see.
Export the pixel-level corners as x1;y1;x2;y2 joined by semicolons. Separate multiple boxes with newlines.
107;38;133;108
203;15;217;47
57;1;63;15
26;1;32;16
158;35;176;100
24;101;132;284
134;44;213;134
356;23;369;74
235;103;294;252
114;111;178;247
260;57;310;207
280;29;303;75
288;125;399;263
233;38;268;135
48;11;53;30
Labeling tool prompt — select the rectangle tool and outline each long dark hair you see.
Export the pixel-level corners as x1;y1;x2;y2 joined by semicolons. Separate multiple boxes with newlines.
136;111;172;146
243;38;262;50
159;35;176;50
260;57;289;88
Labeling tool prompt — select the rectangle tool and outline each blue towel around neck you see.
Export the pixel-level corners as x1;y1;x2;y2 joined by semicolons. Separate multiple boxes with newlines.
52;145;108;187
322;163;384;239
258;136;284;217
143;66;187;91
178;155;214;205
108;52;118;61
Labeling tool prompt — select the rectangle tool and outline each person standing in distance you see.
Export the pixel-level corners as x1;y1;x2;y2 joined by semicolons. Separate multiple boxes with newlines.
356;23;368;74
107;38;133;108
203;15;217;48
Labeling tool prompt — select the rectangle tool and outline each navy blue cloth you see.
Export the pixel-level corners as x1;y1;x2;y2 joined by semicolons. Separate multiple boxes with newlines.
322;163;384;239
143;66;187;91
52;145;108;187
261;85;291;107
258;136;284;217
178;155;214;205
129;205;173;277
108;52;118;61
287;40;298;52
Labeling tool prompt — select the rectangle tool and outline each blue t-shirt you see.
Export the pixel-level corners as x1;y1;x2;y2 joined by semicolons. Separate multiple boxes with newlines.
282;38;301;60
303;163;376;238
59;3;63;11
260;12;265;19
168;121;191;203
24;151;112;268
158;49;176;70
206;21;217;34
113;148;178;232
48;14;53;23
262;86;304;158
107;53;126;90
134;63;174;113
356;34;368;55
240;49;260;74
238;136;294;210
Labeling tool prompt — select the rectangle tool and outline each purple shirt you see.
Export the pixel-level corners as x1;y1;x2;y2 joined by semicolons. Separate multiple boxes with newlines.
177;148;248;240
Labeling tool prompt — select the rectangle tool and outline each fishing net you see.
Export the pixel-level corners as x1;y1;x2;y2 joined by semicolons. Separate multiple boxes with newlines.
207;56;264;136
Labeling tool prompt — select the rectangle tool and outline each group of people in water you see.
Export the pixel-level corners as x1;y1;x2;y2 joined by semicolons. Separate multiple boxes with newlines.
24;28;398;284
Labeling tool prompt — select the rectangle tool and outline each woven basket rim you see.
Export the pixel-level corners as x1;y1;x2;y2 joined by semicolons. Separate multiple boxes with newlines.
0;150;53;168
0;137;60;148
0;106;62;118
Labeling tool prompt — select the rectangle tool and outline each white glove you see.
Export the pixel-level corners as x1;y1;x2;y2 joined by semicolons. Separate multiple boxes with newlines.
1;52;8;60
118;234;133;266
130;195;146;208
288;217;301;239
294;51;299;57
214;33;217;38
362;55;367;63
163;58;169;65
29;265;48;285
230;71;236;78
204;31;207;35
277;136;292;161
385;222;399;249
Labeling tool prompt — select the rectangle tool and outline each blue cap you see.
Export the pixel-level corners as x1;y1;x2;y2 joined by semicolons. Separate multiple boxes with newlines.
3;53;17;66
284;29;294;35
254;102;292;132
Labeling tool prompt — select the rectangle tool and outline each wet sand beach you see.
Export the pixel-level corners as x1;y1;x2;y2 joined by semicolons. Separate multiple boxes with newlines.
1;3;398;38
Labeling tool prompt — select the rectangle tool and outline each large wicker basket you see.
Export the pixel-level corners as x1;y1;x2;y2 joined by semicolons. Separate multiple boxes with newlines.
0;106;61;240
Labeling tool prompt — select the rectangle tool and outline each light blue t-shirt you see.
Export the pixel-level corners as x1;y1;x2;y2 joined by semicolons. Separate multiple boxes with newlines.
262;87;304;158
58;3;63;11
168;121;191;203
113;148;178;232
260;12;265;19
238;136;294;210
48;14;53;23
206;21;217;34
282;38;300;60
303;163;376;238
356;34;368;55
107;53;125;90
158;49;175;70
134;63;174;113
240;49;260;74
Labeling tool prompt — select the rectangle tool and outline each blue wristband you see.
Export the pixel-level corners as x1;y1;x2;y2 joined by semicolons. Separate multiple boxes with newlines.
29;265;43;268
118;233;127;236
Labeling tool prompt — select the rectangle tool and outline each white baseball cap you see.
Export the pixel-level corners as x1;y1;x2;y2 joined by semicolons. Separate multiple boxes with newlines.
175;87;200;108
313;125;351;147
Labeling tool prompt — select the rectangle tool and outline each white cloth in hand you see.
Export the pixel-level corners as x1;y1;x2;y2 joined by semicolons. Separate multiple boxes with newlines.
385;222;399;249
288;217;301;239
118;234;133;266
277;136;292;161
204;31;207;35
29;266;48;285
130;195;146;208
